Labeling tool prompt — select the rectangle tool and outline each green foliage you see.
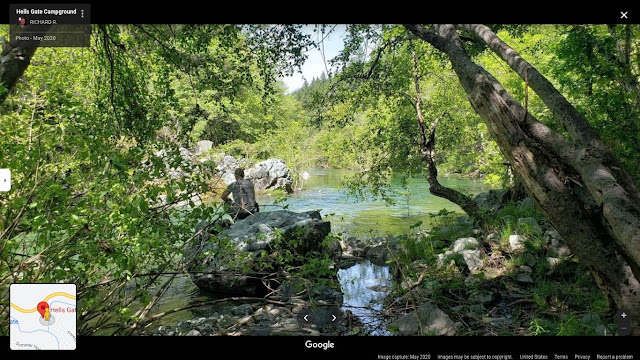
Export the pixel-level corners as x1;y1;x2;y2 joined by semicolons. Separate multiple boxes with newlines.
0;24;315;336
549;25;640;183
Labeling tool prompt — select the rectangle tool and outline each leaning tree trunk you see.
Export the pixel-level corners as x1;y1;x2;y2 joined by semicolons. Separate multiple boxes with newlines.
0;25;50;105
409;46;484;223
405;24;640;333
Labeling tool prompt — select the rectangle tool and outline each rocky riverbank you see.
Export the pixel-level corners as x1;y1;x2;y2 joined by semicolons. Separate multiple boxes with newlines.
151;140;294;208
145;188;613;336
330;190;613;336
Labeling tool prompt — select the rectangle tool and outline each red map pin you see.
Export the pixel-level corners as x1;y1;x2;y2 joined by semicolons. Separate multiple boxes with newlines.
37;301;49;318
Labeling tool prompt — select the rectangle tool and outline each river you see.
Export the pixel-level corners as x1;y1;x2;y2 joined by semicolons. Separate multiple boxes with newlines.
258;168;491;236
143;169;490;335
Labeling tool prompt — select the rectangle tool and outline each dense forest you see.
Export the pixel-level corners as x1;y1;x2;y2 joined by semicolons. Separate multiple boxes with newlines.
1;24;639;337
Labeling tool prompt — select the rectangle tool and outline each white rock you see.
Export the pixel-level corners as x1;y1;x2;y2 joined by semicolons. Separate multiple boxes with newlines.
194;140;213;155
452;237;479;253
460;249;483;272
509;235;526;252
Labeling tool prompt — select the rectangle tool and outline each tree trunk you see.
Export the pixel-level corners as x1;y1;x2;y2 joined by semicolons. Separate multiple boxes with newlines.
0;25;49;105
410;46;483;222
405;24;640;334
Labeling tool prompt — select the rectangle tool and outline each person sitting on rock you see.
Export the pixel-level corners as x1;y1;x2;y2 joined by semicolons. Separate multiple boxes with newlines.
221;168;259;220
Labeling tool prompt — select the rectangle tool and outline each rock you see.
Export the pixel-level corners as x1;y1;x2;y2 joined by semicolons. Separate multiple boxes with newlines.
509;235;526;252
389;303;457;336
472;229;482;236
153;148;195;180
486;233;500;243
215;155;251;185
436;251;452;267
580;313;601;327
231;304;254;316
246;159;293;193
470;290;494;304
557;245;572;257
338;258;358;269
194;140;213;155
185;329;201;336
473;192;501;212
488;316;513;327
452;237;479;252
367;285;390;292
519;265;532;273
253;308;275;323
518;197;534;211
366;244;389;265
310;285;342;304
548;239;572;257
516;273;534;283
431;240;446;249
473;189;511;212
518;217;543;234
493;189;512;205
188;210;331;295
324;237;342;258
547;257;561;268
545;229;562;240
217;315;236;328
595;324;613;336
237;315;254;326
222;172;236;185
269;307;293;318
460;249;483;272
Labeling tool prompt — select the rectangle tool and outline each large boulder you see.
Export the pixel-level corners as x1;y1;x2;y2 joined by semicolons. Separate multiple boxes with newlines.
215;155;242;185
518;217;542;234
187;210;331;295
246;159;293;193
194;140;213;156
389;303;457;335
473;189;511;213
153;147;194;179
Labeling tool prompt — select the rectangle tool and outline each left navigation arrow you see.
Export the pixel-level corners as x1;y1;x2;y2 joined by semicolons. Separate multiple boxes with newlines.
0;169;10;192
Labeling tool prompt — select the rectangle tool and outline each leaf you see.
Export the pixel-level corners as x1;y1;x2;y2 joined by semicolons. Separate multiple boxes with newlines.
139;198;149;213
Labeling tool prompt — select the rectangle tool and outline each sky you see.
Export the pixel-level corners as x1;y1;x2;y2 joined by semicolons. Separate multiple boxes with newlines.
279;25;347;93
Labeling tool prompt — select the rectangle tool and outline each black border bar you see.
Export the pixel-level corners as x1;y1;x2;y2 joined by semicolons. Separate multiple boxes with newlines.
3;3;640;24
2;335;639;358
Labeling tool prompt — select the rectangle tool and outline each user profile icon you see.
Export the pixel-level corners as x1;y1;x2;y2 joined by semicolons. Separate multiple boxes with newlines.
18;17;25;28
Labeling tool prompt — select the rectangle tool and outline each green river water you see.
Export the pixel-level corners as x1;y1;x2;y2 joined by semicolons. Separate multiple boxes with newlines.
142;169;490;334
258;168;491;236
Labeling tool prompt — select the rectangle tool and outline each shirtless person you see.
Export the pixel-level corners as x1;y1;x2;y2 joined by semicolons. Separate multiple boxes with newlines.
221;168;259;220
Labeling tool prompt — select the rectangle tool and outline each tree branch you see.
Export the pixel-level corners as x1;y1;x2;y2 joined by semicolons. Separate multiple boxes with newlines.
454;24;600;147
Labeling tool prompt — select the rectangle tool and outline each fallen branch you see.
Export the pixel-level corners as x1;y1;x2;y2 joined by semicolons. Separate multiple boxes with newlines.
507;298;537;307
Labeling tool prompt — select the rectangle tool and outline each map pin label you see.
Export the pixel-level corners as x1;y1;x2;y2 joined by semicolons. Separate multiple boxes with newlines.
37;301;49;318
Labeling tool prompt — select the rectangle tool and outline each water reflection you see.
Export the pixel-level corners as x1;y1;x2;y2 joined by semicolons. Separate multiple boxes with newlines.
337;260;391;335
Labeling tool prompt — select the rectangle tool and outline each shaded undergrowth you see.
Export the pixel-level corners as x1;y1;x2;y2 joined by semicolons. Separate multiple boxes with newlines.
385;202;615;336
